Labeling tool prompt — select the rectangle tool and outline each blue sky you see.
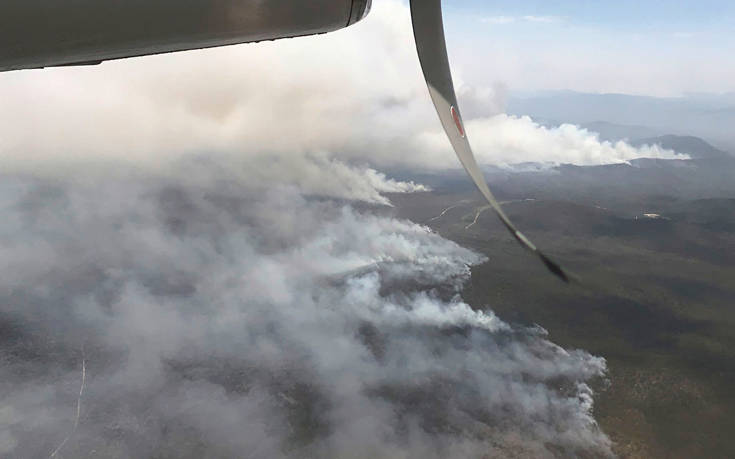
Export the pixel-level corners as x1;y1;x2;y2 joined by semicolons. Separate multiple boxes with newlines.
437;0;735;96
446;0;735;30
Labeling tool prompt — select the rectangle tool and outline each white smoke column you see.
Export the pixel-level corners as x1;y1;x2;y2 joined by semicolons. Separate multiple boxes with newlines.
416;114;689;167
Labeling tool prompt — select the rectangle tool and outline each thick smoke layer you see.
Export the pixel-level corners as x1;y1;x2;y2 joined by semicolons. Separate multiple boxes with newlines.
0;162;612;458
0;1;685;173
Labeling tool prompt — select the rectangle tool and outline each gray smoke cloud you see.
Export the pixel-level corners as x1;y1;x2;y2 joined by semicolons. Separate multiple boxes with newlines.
0;158;612;458
0;1;685;173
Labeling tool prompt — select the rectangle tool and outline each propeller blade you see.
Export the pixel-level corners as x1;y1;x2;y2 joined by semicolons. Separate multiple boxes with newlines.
409;0;571;283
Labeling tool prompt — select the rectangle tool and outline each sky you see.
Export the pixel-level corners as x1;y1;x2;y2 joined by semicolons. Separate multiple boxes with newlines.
443;0;735;96
450;0;735;28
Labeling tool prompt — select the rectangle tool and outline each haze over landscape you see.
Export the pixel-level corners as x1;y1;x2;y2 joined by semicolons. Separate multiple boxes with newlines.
1;1;734;458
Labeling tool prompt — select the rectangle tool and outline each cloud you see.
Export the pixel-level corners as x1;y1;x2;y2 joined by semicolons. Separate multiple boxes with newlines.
481;16;517;25
481;15;560;25
0;165;613;457
522;15;560;23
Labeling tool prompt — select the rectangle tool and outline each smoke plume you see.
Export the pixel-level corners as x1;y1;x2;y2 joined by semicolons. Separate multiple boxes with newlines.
0;161;612;458
0;1;618;457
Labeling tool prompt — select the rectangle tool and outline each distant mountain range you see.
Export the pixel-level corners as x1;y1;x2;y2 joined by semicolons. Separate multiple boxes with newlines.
580;121;662;143
393;89;735;208
394;141;735;212
630;135;730;160
529;119;731;159
507;91;735;153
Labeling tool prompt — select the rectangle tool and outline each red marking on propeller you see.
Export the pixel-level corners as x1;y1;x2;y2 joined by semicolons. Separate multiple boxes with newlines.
450;106;465;138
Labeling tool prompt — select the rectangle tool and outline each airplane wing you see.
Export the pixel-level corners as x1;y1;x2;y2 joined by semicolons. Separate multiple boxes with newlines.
410;0;571;283
0;0;371;72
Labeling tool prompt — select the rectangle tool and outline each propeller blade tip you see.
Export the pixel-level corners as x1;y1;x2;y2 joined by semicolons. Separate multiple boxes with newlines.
538;252;572;284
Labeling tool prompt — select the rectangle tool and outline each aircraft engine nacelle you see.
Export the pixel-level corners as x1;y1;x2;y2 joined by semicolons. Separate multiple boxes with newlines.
0;0;372;72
